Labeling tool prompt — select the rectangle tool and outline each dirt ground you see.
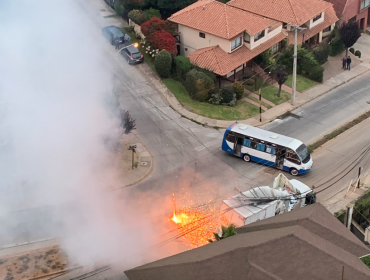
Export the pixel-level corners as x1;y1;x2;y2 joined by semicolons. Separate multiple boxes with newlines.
0;246;70;280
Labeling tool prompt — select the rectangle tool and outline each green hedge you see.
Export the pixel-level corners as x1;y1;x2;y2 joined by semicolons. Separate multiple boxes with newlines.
113;0;125;16
312;43;330;64
349;47;355;54
184;69;214;102
329;37;345;56
191;65;217;82
174;56;192;81
154;50;172;78
355;50;361;58
308;65;324;82
221;86;237;106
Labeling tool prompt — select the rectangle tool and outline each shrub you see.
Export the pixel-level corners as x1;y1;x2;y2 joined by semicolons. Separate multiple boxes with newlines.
113;0;125;16
312;43;330;64
233;81;244;100
308;65;324;82
128;9;146;25
302;52;318;74
329;37;345;56
150;31;177;55
174;56;192;80
144;8;161;19
191;65;217;82
209;90;222;105
184;69;215;101
154;50;172;78
349;47;355;54
221;86;237;106
355;50;361;58
141;17;171;39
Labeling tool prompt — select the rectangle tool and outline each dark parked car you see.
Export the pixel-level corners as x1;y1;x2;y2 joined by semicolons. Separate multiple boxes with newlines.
120;44;144;65
102;25;125;47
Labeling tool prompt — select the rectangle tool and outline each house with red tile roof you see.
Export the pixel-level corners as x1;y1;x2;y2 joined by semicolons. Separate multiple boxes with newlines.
323;0;369;30
168;0;338;81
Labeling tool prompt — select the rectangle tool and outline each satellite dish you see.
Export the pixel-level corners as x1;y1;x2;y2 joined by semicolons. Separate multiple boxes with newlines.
238;124;249;130
270;134;279;139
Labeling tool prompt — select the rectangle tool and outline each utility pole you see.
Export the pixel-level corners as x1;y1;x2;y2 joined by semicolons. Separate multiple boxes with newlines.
290;24;306;106
128;145;137;169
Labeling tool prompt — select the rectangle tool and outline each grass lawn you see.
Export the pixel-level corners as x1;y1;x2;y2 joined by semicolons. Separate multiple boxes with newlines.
122;27;155;70
261;85;291;105
284;74;317;92
162;79;260;120
246;95;272;109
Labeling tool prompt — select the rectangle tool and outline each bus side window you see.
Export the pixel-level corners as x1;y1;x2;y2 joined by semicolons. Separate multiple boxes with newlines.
257;142;265;152
250;140;258;149
225;132;236;143
243;139;251;147
266;145;275;155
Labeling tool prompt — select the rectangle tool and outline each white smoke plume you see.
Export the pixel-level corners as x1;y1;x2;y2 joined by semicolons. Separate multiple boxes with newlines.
0;0;174;270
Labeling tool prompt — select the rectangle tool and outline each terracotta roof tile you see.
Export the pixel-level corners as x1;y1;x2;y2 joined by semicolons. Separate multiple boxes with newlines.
168;0;277;39
287;6;338;44
188;32;286;76
228;0;333;26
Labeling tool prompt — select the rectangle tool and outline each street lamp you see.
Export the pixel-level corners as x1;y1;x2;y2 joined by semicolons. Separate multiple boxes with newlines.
117;43;139;54
128;145;137;169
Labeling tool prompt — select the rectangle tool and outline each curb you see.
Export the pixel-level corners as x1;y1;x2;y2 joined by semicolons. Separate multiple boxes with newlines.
135;60;370;129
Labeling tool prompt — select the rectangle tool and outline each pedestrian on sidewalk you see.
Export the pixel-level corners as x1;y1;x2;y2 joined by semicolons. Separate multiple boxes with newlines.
342;56;347;69
347;56;352;71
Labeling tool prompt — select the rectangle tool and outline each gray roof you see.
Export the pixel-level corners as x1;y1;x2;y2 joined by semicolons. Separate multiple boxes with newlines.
125;203;370;280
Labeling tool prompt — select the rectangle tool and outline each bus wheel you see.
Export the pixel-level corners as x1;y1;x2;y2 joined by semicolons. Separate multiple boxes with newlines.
243;154;251;162
290;168;298;176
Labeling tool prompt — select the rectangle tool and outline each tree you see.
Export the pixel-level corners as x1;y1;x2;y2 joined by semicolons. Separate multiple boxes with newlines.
339;21;361;57
140;17;171;39
113;0;125;16
120;109;136;134
208;224;236;242
151;30;177;54
274;65;288;97
156;0;197;17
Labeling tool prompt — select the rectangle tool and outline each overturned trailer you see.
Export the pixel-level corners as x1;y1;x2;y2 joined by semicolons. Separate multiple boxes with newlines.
221;173;314;227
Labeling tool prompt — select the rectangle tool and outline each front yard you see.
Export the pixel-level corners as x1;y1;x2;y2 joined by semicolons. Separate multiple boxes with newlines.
284;74;317;92
260;86;291;105
162;79;260;120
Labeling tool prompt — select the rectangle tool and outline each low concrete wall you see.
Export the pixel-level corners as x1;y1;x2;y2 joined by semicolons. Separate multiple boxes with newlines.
128;19;145;40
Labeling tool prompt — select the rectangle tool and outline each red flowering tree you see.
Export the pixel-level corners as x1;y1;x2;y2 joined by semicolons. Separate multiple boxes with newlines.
141;17;171;39
151;31;177;55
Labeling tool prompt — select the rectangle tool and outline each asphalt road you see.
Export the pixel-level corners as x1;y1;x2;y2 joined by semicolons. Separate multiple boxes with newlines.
3;0;370;278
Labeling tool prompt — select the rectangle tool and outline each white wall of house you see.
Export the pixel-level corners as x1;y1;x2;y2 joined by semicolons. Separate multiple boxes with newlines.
244;25;282;50
178;25;231;56
305;12;325;29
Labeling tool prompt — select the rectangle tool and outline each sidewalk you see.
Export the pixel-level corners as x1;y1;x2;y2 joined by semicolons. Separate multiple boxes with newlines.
117;131;153;189
324;174;370;214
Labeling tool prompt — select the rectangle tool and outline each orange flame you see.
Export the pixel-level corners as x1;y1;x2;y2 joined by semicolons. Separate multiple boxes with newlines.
169;194;222;248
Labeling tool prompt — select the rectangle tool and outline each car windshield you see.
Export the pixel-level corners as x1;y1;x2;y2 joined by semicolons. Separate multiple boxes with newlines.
296;144;309;162
109;27;124;37
132;52;141;59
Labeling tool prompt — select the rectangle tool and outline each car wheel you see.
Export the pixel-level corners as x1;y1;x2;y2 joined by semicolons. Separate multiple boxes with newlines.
127;58;130;64
290;168;298;176
243;154;251;162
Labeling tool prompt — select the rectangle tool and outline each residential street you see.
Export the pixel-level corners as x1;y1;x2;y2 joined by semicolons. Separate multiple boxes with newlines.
2;1;370;279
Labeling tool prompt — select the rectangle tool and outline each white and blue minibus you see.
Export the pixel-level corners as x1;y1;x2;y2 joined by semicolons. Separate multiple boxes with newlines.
222;123;313;176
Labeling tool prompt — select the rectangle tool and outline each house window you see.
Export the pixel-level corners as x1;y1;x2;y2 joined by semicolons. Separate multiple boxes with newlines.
231;37;242;51
323;25;332;32
271;43;279;54
361;0;370;9
199;32;205;38
313;13;322;22
254;30;265;42
244;33;250;43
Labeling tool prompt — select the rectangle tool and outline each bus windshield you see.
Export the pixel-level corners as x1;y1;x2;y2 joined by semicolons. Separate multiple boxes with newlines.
296;144;310;162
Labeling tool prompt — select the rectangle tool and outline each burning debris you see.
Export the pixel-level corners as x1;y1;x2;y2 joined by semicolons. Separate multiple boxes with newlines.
169;194;223;248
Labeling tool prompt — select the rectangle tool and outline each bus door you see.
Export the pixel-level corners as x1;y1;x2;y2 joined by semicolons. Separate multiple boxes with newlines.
275;147;286;169
233;136;244;157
